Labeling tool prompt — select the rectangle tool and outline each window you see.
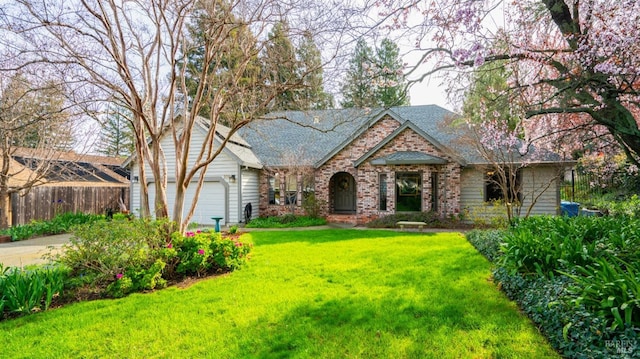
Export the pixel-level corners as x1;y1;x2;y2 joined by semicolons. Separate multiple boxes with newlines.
485;169;522;203
285;175;297;205
431;172;439;212
268;176;280;204
396;172;422;212
379;174;387;210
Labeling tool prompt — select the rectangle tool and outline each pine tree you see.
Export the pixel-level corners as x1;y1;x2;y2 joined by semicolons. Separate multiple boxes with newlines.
297;31;333;110
374;38;409;107
96;105;134;158
183;0;262;123
341;38;409;109
340;39;377;108
263;21;302;111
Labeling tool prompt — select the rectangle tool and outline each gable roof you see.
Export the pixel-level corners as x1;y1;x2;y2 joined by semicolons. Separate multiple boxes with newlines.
240;105;566;168
240;105;476;167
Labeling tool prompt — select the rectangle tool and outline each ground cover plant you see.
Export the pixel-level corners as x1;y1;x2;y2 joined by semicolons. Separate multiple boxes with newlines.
467;216;640;358
0;218;251;320
245;214;327;228
0;212;103;241
0;229;558;358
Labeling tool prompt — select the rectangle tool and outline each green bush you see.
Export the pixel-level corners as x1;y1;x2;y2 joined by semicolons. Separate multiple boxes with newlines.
245;215;326;228
0;263;70;318
565;256;640;331
479;216;640;358
499;216;640;277
56;218;176;297
172;230;252;276
1;212;103;241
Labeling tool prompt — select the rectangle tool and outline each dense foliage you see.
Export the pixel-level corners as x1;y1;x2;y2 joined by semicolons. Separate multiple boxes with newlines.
1;218;252;320
0;212;103;241
245;215;326;228
0;263;70;319
467;216;640;358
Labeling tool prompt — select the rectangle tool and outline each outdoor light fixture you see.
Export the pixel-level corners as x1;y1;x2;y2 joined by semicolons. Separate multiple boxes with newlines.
133;176;139;183
229;174;236;183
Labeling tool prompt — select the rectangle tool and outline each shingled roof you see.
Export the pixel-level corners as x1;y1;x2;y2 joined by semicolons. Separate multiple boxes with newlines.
239;104;565;168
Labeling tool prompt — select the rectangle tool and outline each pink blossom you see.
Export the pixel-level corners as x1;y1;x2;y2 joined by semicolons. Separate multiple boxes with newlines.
116;273;123;279
185;231;194;237
167;243;173;249
197;249;205;255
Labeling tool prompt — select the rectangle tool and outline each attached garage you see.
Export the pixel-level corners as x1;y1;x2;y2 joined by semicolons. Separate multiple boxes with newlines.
148;179;227;226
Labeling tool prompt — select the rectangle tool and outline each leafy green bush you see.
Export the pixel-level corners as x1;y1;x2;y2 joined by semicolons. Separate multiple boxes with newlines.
56;218;176;297
565;256;640;331
499;216;640;277
0;212;103;241
477;216;640;358
245;215;326;228
172;230;251;276
0;263;70;318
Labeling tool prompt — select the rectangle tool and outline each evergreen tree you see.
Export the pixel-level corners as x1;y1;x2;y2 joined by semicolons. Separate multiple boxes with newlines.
462;60;522;135
341;39;377;108
374;38;409;107
297;31;333;109
183;0;262;123
96;105;134;158
263;21;302;111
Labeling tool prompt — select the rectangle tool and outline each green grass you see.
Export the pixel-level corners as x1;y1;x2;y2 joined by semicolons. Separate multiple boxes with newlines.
0;230;558;358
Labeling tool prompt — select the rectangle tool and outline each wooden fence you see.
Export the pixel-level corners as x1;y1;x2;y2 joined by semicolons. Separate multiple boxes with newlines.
10;186;130;226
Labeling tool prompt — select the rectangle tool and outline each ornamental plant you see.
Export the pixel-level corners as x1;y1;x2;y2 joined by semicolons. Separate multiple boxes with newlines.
172;230;252;277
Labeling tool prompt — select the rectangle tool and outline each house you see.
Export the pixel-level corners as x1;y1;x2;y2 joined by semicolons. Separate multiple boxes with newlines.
129;105;566;226
4;148;130;226
128;117;263;226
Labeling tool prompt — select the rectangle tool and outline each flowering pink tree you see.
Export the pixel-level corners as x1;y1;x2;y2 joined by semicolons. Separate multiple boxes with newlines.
376;1;640;164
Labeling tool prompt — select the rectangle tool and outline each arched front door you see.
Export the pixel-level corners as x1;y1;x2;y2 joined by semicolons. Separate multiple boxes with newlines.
332;172;356;213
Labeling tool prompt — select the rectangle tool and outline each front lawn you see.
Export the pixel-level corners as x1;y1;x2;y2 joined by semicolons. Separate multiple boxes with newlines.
0;230;558;358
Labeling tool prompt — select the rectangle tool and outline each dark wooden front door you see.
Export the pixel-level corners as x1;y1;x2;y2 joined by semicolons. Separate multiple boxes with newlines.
333;172;356;213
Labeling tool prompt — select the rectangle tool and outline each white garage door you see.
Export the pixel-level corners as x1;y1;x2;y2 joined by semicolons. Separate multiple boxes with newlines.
149;181;226;226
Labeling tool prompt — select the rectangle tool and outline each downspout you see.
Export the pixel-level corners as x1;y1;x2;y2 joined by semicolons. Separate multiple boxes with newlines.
237;163;243;223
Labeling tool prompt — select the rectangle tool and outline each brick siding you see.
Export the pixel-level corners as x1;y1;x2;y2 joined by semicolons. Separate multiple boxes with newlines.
258;115;462;224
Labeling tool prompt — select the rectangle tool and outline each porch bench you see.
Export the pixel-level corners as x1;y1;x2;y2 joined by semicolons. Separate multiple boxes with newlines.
396;221;427;231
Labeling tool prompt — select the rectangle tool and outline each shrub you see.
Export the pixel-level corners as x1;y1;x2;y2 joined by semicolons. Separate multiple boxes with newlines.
56;218;176;297
172;230;252;276
1;212;103;241
245;215;326;228
0;263;70;318
302;193;326;218
565;256;640;331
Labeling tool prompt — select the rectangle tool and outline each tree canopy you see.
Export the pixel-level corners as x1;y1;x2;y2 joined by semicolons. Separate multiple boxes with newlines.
375;1;640;163
341;38;409;108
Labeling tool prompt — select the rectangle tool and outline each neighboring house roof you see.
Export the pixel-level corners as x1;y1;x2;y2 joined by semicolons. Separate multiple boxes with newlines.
240;104;566;168
6;147;129;187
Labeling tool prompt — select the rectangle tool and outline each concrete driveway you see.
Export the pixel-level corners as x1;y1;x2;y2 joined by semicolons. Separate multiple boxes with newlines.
0;234;71;268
